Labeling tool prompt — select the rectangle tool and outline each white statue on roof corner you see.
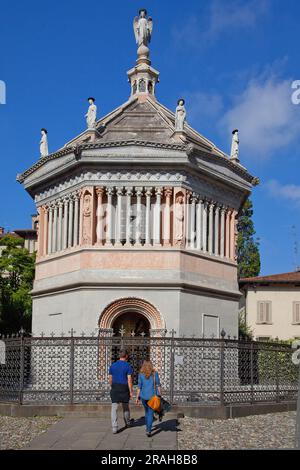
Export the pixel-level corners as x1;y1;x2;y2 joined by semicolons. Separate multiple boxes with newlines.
85;97;97;129
175;99;186;132
133;8;153;48
230;129;239;161
40;128;48;157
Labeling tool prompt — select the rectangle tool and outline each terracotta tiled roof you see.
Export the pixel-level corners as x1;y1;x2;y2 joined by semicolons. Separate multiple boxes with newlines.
0;231;21;239
240;271;300;285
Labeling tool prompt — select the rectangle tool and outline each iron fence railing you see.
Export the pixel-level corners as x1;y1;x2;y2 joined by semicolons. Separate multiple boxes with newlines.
0;331;298;406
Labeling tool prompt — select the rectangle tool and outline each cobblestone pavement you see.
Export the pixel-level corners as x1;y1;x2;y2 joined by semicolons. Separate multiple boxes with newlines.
178;411;297;450
1;411;297;450
0;416;59;450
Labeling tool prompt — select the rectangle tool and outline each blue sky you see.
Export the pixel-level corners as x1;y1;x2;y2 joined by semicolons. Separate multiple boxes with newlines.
0;0;299;275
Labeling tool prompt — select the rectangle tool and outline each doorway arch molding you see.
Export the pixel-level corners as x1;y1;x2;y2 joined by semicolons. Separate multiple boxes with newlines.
98;297;165;331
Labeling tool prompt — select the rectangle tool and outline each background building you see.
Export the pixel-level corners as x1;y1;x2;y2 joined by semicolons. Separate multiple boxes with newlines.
240;270;300;341
0;216;37;254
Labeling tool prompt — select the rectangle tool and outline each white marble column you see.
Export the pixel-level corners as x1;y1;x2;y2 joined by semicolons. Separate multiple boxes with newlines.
135;187;143;246
115;187;123;245
230;210;237;260
185;192;191;249
220;206;226;258
208;202;214;255
68;196;74;248
163;187;172;246
52;204;58;253
190;193;197;249
73;192;80;246
106;187;114;246
43;206;48;255
214;205;220;256
145;188;152;246
154;187;162;246
95;187;104;245
225;209;231;258
63;198;69;250
202;200;208;253
57;200;63;251
125;187;133;246
196;198;203;250
48;206;53;254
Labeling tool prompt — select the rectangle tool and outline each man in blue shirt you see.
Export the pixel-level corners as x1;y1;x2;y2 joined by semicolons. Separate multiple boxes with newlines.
109;349;133;434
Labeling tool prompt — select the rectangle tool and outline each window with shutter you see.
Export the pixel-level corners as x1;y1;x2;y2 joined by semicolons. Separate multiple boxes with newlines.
257;301;272;323
257;302;264;323
293;302;300;324
265;302;271;323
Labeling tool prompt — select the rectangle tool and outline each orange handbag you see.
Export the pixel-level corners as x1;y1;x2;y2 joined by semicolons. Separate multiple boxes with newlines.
147;372;161;412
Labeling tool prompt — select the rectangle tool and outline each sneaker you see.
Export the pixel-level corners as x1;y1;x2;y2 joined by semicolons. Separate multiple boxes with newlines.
112;429;118;434
146;431;151;437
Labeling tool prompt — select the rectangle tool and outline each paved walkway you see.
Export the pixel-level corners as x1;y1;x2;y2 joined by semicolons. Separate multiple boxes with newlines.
24;412;179;450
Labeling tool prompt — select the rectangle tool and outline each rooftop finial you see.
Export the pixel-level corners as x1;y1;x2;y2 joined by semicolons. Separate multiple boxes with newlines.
128;10;158;99
133;9;153;59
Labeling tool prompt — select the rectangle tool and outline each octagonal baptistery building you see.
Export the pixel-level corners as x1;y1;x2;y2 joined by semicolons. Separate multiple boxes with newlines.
17;22;257;339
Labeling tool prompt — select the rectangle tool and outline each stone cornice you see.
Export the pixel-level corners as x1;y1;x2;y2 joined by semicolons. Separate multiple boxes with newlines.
17;139;257;186
16;140;186;184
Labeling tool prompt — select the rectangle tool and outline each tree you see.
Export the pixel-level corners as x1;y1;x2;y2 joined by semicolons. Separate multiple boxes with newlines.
0;235;35;334
237;198;260;279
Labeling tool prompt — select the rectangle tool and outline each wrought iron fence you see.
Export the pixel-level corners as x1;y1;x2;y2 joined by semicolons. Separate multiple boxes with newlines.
0;330;298;406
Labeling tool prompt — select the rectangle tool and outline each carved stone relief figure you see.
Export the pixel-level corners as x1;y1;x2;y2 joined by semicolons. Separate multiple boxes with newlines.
174;192;184;245
82;192;92;244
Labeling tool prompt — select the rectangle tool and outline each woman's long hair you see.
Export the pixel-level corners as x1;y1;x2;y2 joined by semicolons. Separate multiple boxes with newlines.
140;360;154;379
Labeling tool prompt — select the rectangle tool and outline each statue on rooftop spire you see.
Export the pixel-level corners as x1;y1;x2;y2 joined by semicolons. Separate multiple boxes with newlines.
175;99;186;132
133;9;153;48
85;97;97;129
230;129;239;162
40;128;48;158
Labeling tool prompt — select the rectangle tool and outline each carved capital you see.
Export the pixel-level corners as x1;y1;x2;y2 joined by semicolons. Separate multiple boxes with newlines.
125;186;133;196
116;187;124;196
191;192;198;204
95;187;105;198
155;187;163;196
106;187;115;197
145;187;153;197
135;187;143;197
164;187;173;199
209;201;215;211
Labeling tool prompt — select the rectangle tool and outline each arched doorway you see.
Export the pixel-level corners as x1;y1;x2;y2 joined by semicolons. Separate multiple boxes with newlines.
112;311;150;337
111;312;151;384
98;297;165;333
98;298;166;386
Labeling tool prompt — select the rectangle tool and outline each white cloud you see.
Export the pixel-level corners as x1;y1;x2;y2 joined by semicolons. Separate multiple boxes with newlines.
265;180;300;207
206;0;269;41
219;76;300;158
183;91;223;126
173;0;269;47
